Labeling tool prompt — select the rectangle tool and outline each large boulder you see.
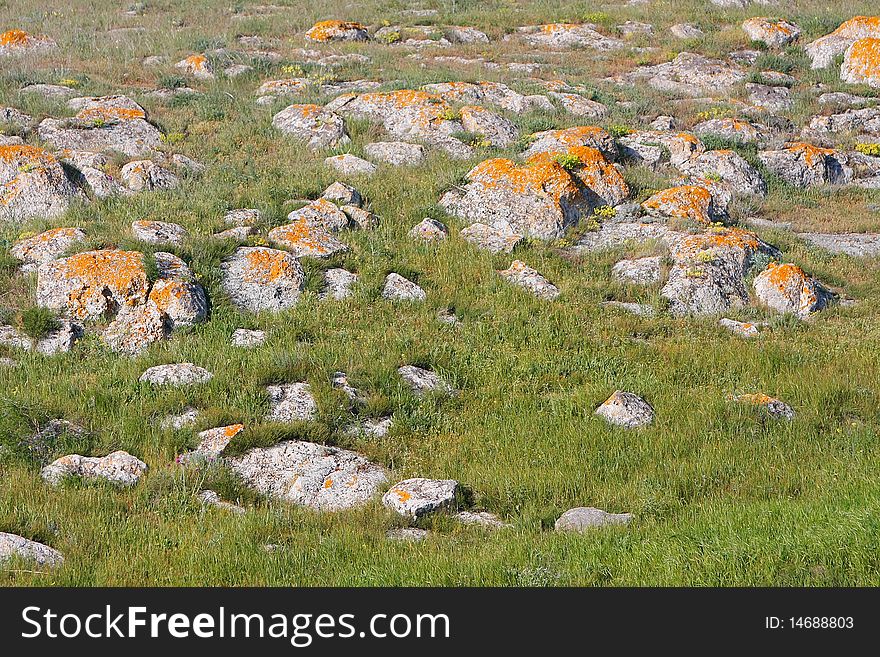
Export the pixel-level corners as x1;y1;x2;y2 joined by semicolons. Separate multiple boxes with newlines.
522;125;618;161
0;29;56;56
758;143;853;187
139;363;213;386
752;262;834;317
678;150;767;197
642;185;722;224
221;246;305;312
619;130;704;168
805;16;880;69
10;227;86;272
266;383;317;423
614;52;746;98
272;104;350;151
841;38;880;88
227;441;387;511
742;18;801;48
0;145;81;222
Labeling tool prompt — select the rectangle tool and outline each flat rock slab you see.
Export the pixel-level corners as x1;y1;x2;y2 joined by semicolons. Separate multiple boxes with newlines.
228;440;387;511
139;363;213;386
555;507;632;532
383;478;460;518
798;233;880;257
0;532;63;567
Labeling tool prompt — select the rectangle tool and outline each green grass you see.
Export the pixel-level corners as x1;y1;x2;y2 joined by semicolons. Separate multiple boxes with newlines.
1;0;880;586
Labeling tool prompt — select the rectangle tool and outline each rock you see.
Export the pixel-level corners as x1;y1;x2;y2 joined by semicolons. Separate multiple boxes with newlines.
221;246;305;312
180;424;244;463
266;383;317;423
642;185;721;224
719;317;760;337
409;218;448;242
331;371;366;404
120;160;180;191
752;262;834;317
347;417;394;438
818;91;876;109
383;478;460;518
679;150;768;197
662;227;777;315
595;390;654;428
548;92;608;118
455;511;510;528
746;83;793;113
382;273;426;301
459;105;519;147
611;256;662;285
0;106;31;131
175;54;214;79
0;357;15;367
286;198;350;232
305;20;370;42
798;232;880;257
0;533;63;567
670;23;704;40
841;38;880;88
131;220;187;245
19;83;75;100
517;23;624;51
147;255;207;329
460;223;523;253
421;80;540;114
0;145;81;223
10;227;86;273
498;260;560;300
363;141;426;166
214;226;255;240
0;29;56;56
445;26;489;44
321;181;362;207
37;249;148;319
272;104;349;151
231;328;266;347
325;153;377;176
555;507;632;531
523;125;618;161
341;205;379;230
159;407;199;430
255;77;309;104
0;321;82;356
398;365;453;396
42;450;147;486
268;219;348;258
139;363;213;386
322;268;358;299
805;16;880;69
614;52;746;98
198;490;246;514
37;95;164;157
758;143;853;187
742;18;801;48
600;301;656;317
572;221;683;253
225;64;252;78
735;393;795;420
385;527;428;541
804;107;880;137
225;208;262;226
228;440;387;510
619;130;704;168
692;117;770;146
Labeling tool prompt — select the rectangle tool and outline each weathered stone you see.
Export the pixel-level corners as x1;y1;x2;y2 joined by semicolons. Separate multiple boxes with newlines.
517;23;624;51
735;393;795;420
225;208;263;226
841;37;880;88
619;130;704;168
611;256;662;285
102;302;167;355
221;246;305;312
679;150;767;197
798;232;880;257
498;260;560;300
266;383;317;423
269;219;348;258
382;273;426;301
0;532;63;567
459;105;519;147
742;18;801;48
642;185;721;224
42;450;147;486
758;143;853;187
670;23;703;40
719;317;760;337
159;407;199;430
548;92;608;118
753;262;834;317
460;223;523;253
321;181;362;207
131;220;187;245
198;490;246;514
746;83;793;113
305;20;370;43
805;16;880;69
595;390;654;428
385;527;428;541
555;507;632;531
325;153;377;176
614;52;746;98
139;363;213;386
286;198;350;232
228;440;387;510
398;365;454;396
121;160;180;191
363;141;426;166
0;320;82;355
272;104;349;150
445;26;489;44
322;268;358;299
231;328;266;347
0;29;56;56
523;125;618;161
175;54;214;79
0;144;81;223
180;424;244;463
11;227;85;273
409;218;448;242
692;118;770;146
455;511;510;528
383;478;460;518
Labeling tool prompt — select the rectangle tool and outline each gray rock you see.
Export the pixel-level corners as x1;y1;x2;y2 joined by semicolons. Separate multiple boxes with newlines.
753;262;834;317
398;365;454;396
517;23;624;51
670;23;704;40
221;246;305;312
719;317;760;337
228;440;387;510
231;328;266;347
798;232;880;257
325;153;377;176
385;527;429;541
382;273;426;301
758;144;853;187
555;507;632;531
198;490;246;514
131;220;187;245
0;144;82;223
121;160;180;191
498;260;560;300
409;218;448;242
805;17;880;69
595;390;654;428
459;105;519;146
159;407;199;430
322;268;358;299
363;141;426;166
742;18;801;48
41;450;148;486
611;256;662;285
0;533;63;567
679;150;767;197
746;83;793;113
139;363;213;386
224;208;263;226
735;393;795;420
266;383;317;423
455;511;511;528
460;223;523;253
383;478;460;518
321;181;362;207
272;104;350;150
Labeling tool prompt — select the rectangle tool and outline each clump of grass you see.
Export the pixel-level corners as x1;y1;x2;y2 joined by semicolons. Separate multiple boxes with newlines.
19;307;61;341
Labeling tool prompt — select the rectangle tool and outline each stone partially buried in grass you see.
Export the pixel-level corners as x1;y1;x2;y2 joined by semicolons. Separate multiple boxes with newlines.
398;365;454;396
383;478;460;519
734;393;795;420
382;273;426;301
498;260;560;300
595;391;655;428
221;246;305;312
10;227;86;273
41;450;148;486
0;533;63;567
266;383;317;423
555;507;632;532
131;220;188;245
272;104;350;151
179;424;244;463
139;363;213;386
460;223;523;254
228;440;387;511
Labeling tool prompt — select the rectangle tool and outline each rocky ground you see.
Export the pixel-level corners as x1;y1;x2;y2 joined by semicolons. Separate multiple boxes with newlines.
1;0;880;586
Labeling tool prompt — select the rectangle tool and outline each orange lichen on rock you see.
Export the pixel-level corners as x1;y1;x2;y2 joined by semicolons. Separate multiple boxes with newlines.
527;145;629;201
829;15;880;37
842;37;880;86
185;54;207;69
243;248;298;284
540;23;579;33
0;143;56;167
393;489;412;503
674;227;762;259
763;262;808;289
785;142;835;165
305;20;366;42
269;218;339;255
642;185;714;223
469;156;581;206
0;29;29;47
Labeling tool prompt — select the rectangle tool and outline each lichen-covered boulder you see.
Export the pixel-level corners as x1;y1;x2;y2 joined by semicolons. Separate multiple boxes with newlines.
517;23;624;51
421;80;538;114
619;130;704;168
325;153;377;176
409;218;448;242
272;104;350;151
661;227;778;315
383;478;460;518
549;91;608;118
758;143;853;187
746;82;793;113
305;20;370;43
692;118;770;146
742;18;801;48
595;391;654;428
269;219;348;258
175;54;214;79
0;533;63;567
10;227;86;272
460;223;523;253
180;424;245;463
228;440;387;511
805;16;880;69
614;52;746;98
679;150;767;197
0;320;82;356
121;161;180;191
0;29;56;56
498;260;560;300
37;95;163;157
522;125;618;161
752;262;834;317
41;450;147;486
459;105;519;147
0;145;81;222
131;220;188;245
642;185;721;224
611;256;662;285
221;246;305;312
382;273;426;301
102;300;168;355
37;249;149;319
398;365;454;396
841;38;880;88
363;141;426;166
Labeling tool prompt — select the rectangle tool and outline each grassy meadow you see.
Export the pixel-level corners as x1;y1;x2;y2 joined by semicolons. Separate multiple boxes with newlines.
2;0;880;585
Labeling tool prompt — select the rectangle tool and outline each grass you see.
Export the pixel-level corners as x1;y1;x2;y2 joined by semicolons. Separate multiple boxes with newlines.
1;0;880;586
